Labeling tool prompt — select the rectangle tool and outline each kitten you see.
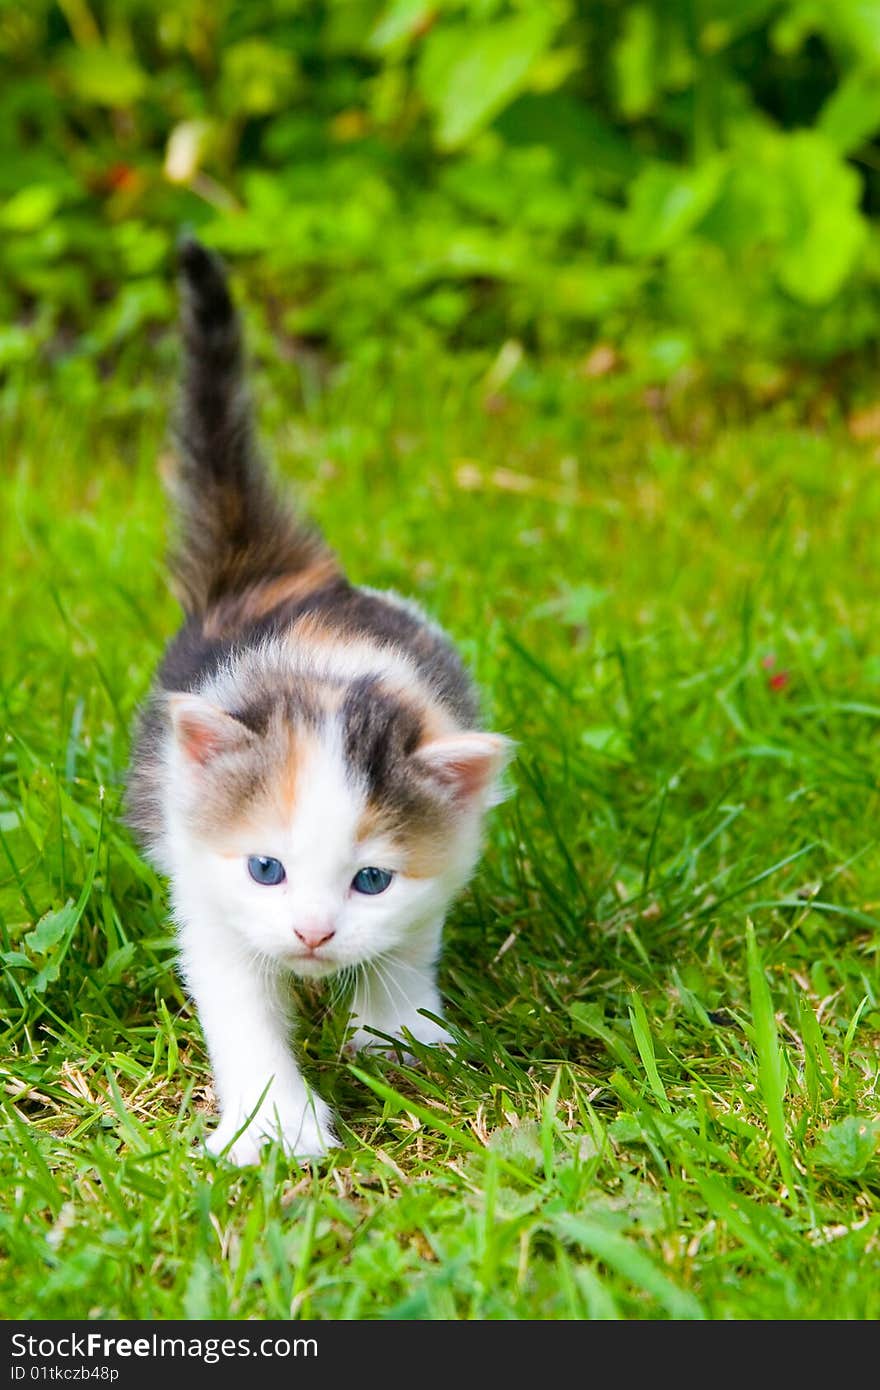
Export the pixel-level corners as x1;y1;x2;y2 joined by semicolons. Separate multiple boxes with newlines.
126;239;512;1166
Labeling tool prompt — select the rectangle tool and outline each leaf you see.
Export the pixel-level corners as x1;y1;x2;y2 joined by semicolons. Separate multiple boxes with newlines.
369;0;436;52
487;1120;544;1170
819;68;880;154
31;956;64;994
578;1174;666;1234
0;185;61;233
1;951;33;969
621;159;726;258
776;132;866;304
608;1114;644;1145
60;46;147;107
811;1116;880;1178
24;900;77;995
25;900;76;955
418;12;558;150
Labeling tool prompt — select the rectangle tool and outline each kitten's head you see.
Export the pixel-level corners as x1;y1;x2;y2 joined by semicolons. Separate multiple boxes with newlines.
166;676;511;977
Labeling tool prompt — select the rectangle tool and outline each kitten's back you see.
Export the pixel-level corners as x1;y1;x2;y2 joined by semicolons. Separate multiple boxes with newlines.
127;242;480;849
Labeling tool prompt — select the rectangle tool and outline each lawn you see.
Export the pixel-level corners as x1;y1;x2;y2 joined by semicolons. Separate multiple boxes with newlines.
2;342;880;1319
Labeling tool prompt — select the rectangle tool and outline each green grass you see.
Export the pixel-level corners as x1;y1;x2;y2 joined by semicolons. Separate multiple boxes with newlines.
2;342;880;1319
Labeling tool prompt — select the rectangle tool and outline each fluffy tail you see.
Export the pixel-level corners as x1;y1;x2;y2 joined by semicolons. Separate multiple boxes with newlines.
170;237;331;617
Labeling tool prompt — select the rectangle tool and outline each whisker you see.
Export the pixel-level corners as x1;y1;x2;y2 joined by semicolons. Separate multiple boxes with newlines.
371;955;420;1032
368;957;400;1027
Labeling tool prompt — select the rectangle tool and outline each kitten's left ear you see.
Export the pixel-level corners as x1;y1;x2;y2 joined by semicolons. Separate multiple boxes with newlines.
414;733;514;806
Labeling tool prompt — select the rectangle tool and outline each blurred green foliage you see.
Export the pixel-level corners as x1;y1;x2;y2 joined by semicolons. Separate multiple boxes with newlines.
5;0;880;381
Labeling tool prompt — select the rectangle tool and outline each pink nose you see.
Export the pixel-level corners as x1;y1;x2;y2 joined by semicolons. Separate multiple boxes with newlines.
294;921;335;950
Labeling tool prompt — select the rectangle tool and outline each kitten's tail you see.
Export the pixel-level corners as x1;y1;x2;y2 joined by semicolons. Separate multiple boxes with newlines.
170;236;333;618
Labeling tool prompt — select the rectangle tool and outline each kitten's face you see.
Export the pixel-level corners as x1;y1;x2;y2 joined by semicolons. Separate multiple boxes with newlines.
166;690;509;977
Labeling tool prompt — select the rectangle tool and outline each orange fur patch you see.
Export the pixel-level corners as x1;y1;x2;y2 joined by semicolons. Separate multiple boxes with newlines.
356;803;449;879
277;736;299;820
285;610;342;651
400;839;449;879
265;721;320;824
203;556;340;638
194;722;316;847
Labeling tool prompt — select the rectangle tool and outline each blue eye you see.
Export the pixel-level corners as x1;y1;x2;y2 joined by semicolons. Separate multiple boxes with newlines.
352;867;393;895
247;856;286;886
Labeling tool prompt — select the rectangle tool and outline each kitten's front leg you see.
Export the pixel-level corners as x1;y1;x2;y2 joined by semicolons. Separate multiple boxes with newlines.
348;922;454;1056
181;927;336;1166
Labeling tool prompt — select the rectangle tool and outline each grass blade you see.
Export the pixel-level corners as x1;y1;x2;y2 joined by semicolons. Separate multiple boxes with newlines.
745;919;797;1202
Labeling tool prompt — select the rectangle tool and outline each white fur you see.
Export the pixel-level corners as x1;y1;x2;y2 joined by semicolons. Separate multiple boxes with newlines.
163;715;487;1166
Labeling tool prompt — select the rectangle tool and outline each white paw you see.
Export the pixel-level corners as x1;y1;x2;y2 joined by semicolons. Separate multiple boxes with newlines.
206;1097;337;1167
347;1013;455;1058
408;1015;455;1048
205;1124;266;1168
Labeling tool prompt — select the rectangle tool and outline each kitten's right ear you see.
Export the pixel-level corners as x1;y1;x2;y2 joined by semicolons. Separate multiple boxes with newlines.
414;732;514;806
168;693;254;766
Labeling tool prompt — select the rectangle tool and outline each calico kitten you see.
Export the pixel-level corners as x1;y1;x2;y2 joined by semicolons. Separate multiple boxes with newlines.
127;239;512;1165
